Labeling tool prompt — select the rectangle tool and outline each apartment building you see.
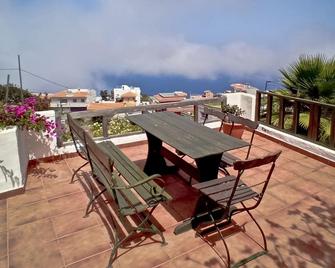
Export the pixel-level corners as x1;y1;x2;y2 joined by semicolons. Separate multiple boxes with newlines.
49;88;96;113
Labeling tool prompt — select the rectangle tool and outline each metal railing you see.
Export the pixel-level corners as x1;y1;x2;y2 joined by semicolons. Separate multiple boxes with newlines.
255;91;335;148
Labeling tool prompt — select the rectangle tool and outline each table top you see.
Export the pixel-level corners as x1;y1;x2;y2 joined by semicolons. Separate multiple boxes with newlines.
127;112;249;159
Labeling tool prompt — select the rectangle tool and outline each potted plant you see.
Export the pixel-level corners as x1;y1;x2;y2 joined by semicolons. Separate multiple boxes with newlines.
0;97;56;196
221;104;245;139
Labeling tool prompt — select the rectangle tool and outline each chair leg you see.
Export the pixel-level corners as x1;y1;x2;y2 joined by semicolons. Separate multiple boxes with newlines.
219;166;230;176
208;210;231;267
70;161;89;183
242;203;267;251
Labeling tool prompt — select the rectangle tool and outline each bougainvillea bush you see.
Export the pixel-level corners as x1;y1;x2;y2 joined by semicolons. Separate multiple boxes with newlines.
0;97;56;137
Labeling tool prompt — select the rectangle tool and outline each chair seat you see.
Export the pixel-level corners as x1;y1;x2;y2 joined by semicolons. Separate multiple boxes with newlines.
220;152;241;167
193;176;259;207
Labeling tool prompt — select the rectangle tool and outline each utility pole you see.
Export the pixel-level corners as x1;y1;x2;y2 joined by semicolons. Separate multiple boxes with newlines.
18;54;23;100
5;74;10;103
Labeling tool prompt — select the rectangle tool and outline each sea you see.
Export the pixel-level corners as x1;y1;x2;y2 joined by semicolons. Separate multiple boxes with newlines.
102;73;277;96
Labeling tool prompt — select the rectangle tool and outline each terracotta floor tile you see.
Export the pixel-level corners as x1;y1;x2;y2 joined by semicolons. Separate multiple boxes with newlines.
51;209;99;238
288;233;335;267
0;200;6;212
58;225;110;265
28;163;62;183
116;238;170;268
270;168;299;183
267;184;307;205
255;193;288;217
318;165;335;176
67;250;114;268
299;157;326;170
303;171;335;187
282;161;317;176
152;204;179;230
8;219;56;254
286;177;326;195
1;135;335;268
0;256;7;268
64;155;87;170
48;192;88;216
0;210;6;233
0;232;7;258
7;200;51;228
254;244;324;268
45;180;82;200
25;174;43;190
167;244;225;268
39;161;72;186
8;241;63;268
161;227;205;259
7;187;46;209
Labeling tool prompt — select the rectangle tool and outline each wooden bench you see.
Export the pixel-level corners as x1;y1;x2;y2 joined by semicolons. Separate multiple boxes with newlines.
67;114;171;267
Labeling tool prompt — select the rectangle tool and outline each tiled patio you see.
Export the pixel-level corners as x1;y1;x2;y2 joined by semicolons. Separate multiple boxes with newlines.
1;133;335;268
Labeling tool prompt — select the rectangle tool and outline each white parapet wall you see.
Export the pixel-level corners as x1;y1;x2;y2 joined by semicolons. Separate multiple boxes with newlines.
25;110;59;160
0;126;28;194
224;92;256;120
259;124;335;162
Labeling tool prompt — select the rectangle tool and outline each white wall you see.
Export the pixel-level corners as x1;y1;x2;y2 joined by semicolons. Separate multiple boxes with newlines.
0;126;28;194
224;92;256;120
25;110;58;160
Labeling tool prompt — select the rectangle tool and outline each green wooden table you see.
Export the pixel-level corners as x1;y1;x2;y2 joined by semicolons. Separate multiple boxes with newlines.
127;112;249;182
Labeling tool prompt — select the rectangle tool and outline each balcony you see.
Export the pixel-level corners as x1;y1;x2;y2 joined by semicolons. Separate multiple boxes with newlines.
0;96;334;268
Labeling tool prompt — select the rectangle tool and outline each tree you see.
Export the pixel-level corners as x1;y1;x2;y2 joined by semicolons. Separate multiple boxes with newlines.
0;84;32;103
280;54;335;101
141;93;150;102
100;90;110;101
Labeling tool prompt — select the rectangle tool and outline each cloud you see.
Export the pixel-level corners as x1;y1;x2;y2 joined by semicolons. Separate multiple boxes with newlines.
1;0;334;91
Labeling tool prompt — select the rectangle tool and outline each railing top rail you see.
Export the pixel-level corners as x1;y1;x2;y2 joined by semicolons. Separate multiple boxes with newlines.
70;97;227;119
258;90;335;109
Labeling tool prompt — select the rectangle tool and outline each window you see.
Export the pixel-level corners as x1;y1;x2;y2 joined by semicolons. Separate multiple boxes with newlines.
60;99;67;103
73;99;77;103
81;98;85;102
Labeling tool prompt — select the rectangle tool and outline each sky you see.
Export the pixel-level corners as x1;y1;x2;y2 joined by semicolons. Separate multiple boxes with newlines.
1;0;335;94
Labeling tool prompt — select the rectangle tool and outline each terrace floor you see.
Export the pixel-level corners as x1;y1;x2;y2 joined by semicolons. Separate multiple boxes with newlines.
1;133;335;268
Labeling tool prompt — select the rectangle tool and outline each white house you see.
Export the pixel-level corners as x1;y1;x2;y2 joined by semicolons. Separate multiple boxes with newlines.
49;88;96;113
112;85;141;105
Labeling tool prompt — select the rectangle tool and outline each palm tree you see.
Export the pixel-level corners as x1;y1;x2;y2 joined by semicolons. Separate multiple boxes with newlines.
280;54;335;100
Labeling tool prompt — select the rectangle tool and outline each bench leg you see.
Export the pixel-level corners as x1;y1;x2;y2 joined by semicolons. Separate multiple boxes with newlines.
108;205;166;267
70;161;89;183
85;188;107;216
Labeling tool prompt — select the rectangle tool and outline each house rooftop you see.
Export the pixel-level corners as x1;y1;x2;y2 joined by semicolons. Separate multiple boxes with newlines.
1;132;334;267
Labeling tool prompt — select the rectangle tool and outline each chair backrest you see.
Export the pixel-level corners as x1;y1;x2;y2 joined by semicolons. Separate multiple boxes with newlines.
233;150;281;171
231;150;281;209
83;131;114;187
225;113;259;159
202;106;227;125
225;113;259;131
67;113;88;159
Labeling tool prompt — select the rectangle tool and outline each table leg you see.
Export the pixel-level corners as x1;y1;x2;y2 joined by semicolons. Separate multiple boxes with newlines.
195;153;223;181
144;132;178;175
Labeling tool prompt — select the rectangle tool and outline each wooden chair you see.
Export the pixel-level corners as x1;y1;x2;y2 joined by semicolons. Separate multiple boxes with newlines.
202;106;227;131
192;150;281;267
219;113;259;175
